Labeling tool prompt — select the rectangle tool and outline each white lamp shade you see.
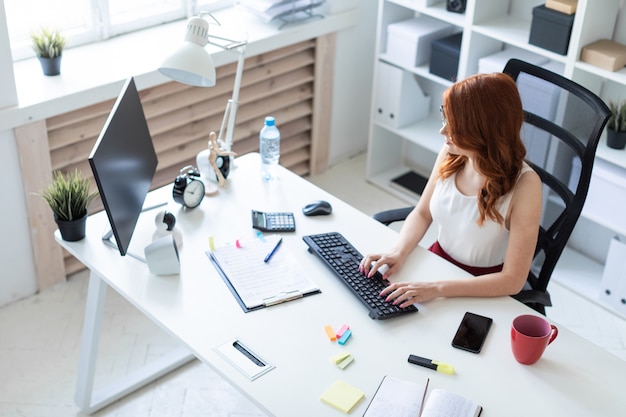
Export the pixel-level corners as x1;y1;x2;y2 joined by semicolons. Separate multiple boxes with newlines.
158;42;216;87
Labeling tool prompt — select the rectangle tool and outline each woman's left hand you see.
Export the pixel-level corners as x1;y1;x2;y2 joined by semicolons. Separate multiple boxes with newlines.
380;281;441;307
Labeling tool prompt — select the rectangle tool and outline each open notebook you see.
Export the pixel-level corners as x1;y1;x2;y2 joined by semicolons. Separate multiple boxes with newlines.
207;234;320;312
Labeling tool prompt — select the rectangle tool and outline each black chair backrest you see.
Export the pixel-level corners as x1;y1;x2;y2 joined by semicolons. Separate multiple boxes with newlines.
503;59;610;312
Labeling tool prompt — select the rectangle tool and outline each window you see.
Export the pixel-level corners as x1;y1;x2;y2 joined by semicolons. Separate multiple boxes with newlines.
4;0;231;60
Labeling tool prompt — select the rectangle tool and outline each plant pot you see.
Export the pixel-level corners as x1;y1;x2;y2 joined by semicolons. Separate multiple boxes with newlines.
38;56;62;76
55;213;87;242
607;128;626;150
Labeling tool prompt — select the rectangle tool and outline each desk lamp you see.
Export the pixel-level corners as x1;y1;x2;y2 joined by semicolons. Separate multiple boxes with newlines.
158;12;247;157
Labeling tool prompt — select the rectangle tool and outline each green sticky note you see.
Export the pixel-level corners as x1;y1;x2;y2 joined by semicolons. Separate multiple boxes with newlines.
320;380;365;413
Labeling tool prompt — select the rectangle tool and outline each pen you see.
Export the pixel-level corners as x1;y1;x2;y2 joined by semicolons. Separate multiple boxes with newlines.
408;354;455;375
263;237;283;263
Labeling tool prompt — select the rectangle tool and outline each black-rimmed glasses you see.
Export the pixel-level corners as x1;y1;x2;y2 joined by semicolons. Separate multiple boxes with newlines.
440;105;446;127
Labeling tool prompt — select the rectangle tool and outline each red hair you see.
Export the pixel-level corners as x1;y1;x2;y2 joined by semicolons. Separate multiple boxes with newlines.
439;72;526;225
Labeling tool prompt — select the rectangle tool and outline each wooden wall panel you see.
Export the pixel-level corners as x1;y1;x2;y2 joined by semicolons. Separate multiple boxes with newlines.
18;37;334;288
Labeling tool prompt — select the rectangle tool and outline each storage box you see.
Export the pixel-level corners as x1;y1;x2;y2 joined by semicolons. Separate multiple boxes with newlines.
546;0;577;14
569;158;626;232
529;5;575;55
373;61;431;129
429;32;462;81
599;237;626;318
386;16;455;68
580;39;626;72
478;47;549;74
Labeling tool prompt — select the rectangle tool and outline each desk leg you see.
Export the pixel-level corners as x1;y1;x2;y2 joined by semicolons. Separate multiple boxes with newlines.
74;271;196;414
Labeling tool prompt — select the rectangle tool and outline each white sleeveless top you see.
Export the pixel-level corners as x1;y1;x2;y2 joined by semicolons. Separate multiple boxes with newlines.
429;162;533;267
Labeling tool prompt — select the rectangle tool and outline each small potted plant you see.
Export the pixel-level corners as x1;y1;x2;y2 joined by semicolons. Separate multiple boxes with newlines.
39;169;98;241
607;100;626;150
30;27;66;76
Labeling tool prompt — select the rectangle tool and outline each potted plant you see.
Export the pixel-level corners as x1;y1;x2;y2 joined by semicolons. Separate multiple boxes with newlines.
607;100;626;150
30;27;66;76
39;169;98;241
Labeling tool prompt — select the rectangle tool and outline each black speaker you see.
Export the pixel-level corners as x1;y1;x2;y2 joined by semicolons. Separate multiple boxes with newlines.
446;0;466;13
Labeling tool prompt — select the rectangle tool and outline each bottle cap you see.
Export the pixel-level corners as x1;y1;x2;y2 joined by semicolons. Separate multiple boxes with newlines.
264;116;275;126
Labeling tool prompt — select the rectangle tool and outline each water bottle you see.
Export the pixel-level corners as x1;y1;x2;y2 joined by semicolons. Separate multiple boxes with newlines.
260;116;280;181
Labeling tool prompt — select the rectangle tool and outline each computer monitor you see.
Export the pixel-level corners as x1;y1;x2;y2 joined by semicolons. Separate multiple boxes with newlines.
89;77;158;256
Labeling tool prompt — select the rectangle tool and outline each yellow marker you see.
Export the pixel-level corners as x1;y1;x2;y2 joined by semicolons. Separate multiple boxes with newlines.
324;325;337;341
209;236;215;251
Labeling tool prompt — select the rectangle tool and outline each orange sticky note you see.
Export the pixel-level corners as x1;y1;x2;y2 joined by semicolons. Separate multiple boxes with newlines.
324;325;337;341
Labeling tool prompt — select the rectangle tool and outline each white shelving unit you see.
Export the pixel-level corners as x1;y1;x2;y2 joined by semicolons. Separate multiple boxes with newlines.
366;0;626;316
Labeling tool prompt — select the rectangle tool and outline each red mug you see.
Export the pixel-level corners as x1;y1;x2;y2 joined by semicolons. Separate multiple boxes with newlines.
511;314;558;365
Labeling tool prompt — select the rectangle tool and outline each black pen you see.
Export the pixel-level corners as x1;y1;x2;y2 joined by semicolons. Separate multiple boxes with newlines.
264;237;283;263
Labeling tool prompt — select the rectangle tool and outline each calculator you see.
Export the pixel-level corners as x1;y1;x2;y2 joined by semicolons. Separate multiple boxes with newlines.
251;210;296;232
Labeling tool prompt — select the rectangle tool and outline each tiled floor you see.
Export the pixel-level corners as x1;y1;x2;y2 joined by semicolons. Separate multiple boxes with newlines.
1;153;625;417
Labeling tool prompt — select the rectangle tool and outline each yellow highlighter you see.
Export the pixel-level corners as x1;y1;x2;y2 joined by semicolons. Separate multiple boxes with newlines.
408;354;455;375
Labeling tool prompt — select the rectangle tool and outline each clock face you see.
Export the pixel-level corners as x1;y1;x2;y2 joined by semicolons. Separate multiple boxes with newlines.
183;179;204;208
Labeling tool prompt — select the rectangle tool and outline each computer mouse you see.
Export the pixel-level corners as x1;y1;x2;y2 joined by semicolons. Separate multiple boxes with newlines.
302;200;332;216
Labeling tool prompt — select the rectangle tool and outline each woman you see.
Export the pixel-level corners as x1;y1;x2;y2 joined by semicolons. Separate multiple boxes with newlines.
360;72;542;308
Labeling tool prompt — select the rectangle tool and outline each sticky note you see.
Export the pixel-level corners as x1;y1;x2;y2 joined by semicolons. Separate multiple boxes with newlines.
320;380;365;413
324;325;337;341
331;351;351;364
338;329;352;345
337;354;354;369
336;324;350;339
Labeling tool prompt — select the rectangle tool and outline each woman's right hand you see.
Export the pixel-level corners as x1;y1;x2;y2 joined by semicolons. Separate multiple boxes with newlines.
359;249;408;280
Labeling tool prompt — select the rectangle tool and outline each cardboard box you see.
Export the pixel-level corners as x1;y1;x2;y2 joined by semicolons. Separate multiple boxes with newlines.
546;0;577;15
581;39;626;71
529;5;574;55
429;32;462;81
386;16;455;68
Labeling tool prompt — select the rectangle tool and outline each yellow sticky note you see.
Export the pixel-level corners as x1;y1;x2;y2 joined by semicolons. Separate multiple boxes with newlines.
331;351;351;364
320;380;365;413
337;355;354;370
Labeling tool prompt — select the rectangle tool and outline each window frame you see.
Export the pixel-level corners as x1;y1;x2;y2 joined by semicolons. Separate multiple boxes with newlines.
7;0;231;61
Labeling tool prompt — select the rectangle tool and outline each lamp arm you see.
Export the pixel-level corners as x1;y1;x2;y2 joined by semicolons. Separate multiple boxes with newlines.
218;45;246;151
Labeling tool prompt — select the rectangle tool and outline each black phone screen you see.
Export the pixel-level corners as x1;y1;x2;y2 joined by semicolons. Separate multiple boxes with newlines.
451;312;493;353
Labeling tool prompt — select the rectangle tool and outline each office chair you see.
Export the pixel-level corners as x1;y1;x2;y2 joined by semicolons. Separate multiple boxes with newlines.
372;59;610;315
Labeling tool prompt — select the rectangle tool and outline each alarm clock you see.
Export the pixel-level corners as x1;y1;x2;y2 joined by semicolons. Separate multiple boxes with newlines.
172;165;205;208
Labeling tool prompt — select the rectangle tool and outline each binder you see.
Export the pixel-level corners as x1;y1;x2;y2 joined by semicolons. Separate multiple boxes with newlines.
207;235;320;312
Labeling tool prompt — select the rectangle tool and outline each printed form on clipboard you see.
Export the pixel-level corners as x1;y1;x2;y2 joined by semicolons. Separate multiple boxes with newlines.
207;234;320;312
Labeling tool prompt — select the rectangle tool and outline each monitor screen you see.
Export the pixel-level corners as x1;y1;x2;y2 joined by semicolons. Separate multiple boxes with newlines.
89;77;158;256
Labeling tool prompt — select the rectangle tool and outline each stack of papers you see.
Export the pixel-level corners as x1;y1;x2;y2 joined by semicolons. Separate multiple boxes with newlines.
237;0;325;23
207;234;320;312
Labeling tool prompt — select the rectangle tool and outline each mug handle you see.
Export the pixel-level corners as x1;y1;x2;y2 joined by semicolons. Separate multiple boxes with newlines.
547;324;558;345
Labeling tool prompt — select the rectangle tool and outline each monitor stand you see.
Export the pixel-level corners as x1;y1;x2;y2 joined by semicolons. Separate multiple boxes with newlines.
100;201;169;263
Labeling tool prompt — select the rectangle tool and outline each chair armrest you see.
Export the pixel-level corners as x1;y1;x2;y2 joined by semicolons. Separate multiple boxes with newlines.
372;207;414;226
511;289;552;315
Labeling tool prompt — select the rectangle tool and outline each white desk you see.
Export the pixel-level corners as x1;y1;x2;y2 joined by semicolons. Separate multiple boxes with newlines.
58;153;625;416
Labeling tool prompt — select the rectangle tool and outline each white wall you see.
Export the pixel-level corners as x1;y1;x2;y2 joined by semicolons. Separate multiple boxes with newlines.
0;129;38;305
0;1;37;306
326;0;378;165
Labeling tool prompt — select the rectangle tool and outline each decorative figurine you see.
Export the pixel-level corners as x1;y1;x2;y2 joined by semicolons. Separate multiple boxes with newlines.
196;131;237;189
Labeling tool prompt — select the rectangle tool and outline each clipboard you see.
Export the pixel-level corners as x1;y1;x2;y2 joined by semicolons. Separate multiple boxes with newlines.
207;235;320;312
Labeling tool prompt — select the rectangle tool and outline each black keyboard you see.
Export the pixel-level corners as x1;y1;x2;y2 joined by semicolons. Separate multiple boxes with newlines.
302;232;418;320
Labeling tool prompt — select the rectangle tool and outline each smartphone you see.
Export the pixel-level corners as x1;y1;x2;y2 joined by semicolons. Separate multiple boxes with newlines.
451;312;493;353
